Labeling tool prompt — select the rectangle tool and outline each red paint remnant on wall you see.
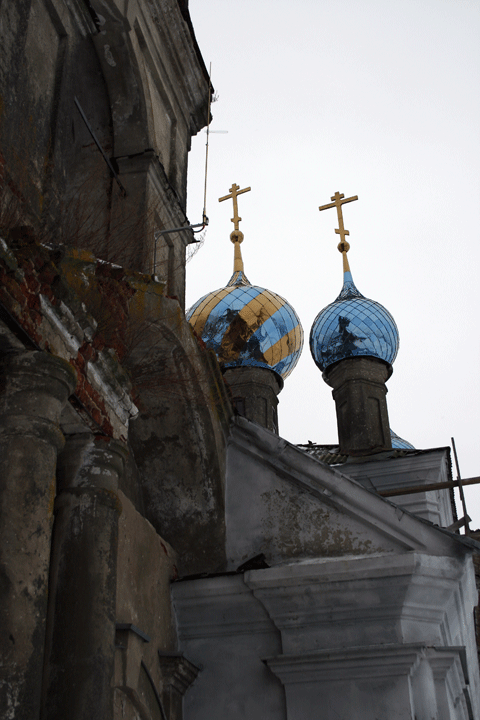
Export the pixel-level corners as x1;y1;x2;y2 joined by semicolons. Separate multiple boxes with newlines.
0;230;127;438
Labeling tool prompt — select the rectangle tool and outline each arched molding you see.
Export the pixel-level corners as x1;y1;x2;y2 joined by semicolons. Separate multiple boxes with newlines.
127;318;232;576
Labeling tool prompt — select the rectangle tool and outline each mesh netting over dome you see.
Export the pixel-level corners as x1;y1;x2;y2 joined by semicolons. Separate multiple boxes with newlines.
310;271;399;372
187;272;303;380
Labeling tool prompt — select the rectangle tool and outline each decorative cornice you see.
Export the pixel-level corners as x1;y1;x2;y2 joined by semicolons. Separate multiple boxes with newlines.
265;643;426;683
157;651;200;695
244;553;470;653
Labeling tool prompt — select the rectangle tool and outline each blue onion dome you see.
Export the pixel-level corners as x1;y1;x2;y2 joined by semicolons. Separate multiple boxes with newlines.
390;429;415;450
186;183;303;380
310;266;399;372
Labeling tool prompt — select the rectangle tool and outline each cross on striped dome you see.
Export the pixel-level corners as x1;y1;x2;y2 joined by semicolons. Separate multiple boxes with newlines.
188;182;303;380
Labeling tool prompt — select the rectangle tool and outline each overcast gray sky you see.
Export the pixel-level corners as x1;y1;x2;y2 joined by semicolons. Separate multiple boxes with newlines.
185;0;480;526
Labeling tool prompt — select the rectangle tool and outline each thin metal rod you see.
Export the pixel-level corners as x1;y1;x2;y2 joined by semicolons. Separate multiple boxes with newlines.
451;437;470;535
141;660;168;720
153;231;157;274
377;475;480;498
202;63;212;226
74;97;127;197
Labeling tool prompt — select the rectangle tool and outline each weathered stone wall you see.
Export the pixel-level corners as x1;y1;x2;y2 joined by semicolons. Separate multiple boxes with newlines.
0;1;113;237
124;280;232;576
0;226;229;717
114;491;180;719
0;350;76;719
0;0;210;300
0;3;221;715
0;226;231;543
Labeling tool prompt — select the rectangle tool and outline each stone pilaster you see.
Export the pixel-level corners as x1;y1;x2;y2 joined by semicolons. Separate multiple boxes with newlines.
42;434;126;720
323;357;392;456
223;367;283;434
0;351;76;720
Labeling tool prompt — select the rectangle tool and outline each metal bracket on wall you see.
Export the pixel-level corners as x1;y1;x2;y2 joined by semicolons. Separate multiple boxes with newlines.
153;216;208;273
156;215;209;240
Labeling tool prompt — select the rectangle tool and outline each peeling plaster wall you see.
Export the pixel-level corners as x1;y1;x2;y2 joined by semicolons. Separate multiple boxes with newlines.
226;419;411;569
226;452;387;567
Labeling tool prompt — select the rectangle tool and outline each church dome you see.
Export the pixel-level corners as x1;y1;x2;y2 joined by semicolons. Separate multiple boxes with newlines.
187;269;303;380
310;269;399;372
187;182;303;380
390;429;415;450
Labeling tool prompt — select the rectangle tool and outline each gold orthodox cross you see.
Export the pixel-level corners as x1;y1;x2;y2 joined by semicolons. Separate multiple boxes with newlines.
219;183;251;237
319;191;358;253
219;183;251;272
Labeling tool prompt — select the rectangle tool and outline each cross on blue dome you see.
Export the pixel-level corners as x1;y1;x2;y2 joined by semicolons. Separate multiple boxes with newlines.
311;190;399;373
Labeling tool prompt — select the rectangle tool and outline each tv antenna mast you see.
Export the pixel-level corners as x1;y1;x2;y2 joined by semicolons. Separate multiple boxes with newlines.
154;64;227;268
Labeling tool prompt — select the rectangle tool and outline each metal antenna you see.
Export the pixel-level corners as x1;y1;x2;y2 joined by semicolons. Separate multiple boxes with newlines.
201;64;228;227
152;64;217;271
202;63;213;228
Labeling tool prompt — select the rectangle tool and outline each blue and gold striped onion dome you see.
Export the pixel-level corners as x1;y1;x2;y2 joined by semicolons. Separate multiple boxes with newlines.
310;270;399;372
187;270;304;380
